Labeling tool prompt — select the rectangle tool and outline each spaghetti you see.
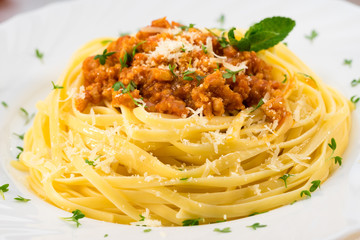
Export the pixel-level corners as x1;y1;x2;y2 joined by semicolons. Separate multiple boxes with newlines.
15;17;352;226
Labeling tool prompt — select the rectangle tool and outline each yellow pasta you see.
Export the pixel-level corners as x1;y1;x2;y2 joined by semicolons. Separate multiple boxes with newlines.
15;21;352;227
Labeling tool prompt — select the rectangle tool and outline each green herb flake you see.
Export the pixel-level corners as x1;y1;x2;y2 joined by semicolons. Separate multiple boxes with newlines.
279;173;294;188
180;44;186;52
309;180;321;192
119;32;130;37
182;218;201;226
300;190;311;198
85;159;96;166
51;81;64;90
282;74;288;83
0;184;9;200
101;40;113;45
94;49;116;65
327;138;342;166
169;64;177;77
343;59;352;67
201;44;208;54
119;52;130;70
305;30;318;42
180;177;189;181
222;68;244;83
35;49;44;60
251;98;265;112
112;81;125;91
351;78;360;87
249;211;267;216
1;101;8;108
218;32;230;48
132;41;146;57
183;70;195;81
247;222;267;230
14;195;31;202
14;133;25;140
334;156;342;166
217;14;225;26
351;95;360;105
180;23;195;31
228;16;296;52
104;234;109;237
61;209;85;227
214;227;231;233
143;229;152;233
16;146;24;159
139;214;145;221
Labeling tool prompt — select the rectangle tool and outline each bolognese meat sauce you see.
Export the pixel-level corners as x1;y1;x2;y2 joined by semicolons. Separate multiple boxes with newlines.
76;17;287;121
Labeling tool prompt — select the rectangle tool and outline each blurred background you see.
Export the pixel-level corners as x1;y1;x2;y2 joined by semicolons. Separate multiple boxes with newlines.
0;0;360;23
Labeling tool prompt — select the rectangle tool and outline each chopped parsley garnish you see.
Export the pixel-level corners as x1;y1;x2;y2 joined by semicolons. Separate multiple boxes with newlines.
16;146;24;159
120;52;130;70
85;155;101;166
169;64;177;77
228;16;295;52
217;14;225;27
143;229;152;233
343;59;352;67
327;138;342;166
180;44;186;52
300;190;311;198
334;156;342;166
309;180;321;192
351;95;360;105
51;81;64;90
14;133;24;140
328;137;337;155
222;68;244;82
94;49;116;65
101;40;113;45
214;227;231;233
35;49;44;60
20;108;35;125
282;74;288;83
1;101;8;108
300;180;321;198
205;29;229;48
351;78;360;87
249;211;267;216
251;98;265;112
112;81;145;107
104;234;109;237
182;218;201;226
305;30;318;42
180;177;189;181
247;222;267;230
180;23;195;31
61;209;85;227
183;70;195;81
0;184;9;200
119;32;130;37
279;173;294;188
218;32;230;48
14;195;31;202
85;159;96;166
113;81;136;93
132;41;146;57
201;44;208;54
139;214;145;221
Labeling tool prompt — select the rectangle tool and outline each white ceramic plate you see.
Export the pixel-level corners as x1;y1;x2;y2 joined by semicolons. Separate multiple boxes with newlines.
1;0;360;239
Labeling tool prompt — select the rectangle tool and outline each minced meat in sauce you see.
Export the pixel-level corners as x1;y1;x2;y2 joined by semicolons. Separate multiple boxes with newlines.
76;17;287;121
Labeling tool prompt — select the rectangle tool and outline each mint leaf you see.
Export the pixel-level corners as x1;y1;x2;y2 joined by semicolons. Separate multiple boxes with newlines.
228;16;295;52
